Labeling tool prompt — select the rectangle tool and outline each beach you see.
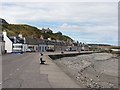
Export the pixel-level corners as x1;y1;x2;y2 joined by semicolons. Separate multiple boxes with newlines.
54;53;118;88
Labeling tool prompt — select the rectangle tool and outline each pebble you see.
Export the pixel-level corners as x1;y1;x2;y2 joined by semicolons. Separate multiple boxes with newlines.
54;53;118;88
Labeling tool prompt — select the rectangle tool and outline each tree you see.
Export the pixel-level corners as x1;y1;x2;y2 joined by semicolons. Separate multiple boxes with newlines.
56;31;62;35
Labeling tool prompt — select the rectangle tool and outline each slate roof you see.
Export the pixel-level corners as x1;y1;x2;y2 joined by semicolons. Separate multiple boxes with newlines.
37;39;47;45
9;37;24;44
39;39;66;45
25;37;39;45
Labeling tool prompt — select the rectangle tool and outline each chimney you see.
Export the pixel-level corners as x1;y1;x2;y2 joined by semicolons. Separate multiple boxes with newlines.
14;37;16;43
18;34;22;38
40;35;44;39
3;31;7;36
48;38;51;41
23;37;26;43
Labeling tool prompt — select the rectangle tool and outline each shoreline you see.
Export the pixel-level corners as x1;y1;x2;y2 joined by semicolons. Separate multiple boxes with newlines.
53;53;118;88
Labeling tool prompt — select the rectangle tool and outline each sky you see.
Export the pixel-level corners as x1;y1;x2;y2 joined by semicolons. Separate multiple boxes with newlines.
0;2;118;45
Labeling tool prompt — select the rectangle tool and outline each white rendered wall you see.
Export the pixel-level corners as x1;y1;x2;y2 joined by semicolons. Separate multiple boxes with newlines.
13;43;23;51
3;32;13;53
23;44;28;52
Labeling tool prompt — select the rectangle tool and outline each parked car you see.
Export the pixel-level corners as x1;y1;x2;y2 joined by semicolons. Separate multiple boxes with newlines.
64;48;76;51
26;48;35;52
46;48;54;52
71;49;76;51
64;49;70;51
12;50;23;54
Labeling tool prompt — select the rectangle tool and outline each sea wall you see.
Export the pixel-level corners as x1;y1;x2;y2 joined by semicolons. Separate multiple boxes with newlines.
48;52;93;60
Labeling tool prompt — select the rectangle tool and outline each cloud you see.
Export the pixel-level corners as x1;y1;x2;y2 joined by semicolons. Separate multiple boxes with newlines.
1;2;118;23
59;23;81;30
58;23;118;36
0;2;118;45
56;23;118;45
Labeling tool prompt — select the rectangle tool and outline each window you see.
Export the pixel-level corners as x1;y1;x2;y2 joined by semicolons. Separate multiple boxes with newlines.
45;47;47;50
13;45;23;48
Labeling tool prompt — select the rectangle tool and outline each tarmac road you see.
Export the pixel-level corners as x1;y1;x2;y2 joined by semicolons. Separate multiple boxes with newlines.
2;52;51;88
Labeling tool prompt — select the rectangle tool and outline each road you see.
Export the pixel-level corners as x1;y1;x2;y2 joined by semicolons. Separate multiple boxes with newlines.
2;52;51;88
2;51;93;88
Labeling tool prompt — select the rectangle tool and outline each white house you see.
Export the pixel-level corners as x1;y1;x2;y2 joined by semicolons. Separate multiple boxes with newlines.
3;31;28;53
3;31;13;53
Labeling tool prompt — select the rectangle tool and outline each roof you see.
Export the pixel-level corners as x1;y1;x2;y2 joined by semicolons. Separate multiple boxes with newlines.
37;39;55;45
37;39;47;45
9;37;24;44
41;28;53;33
26;37;39;45
37;39;65;45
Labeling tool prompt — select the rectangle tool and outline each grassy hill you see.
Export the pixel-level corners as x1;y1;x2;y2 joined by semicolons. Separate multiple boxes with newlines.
1;24;73;42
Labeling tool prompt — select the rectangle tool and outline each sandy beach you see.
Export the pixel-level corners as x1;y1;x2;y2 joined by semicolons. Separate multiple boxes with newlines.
54;53;118;88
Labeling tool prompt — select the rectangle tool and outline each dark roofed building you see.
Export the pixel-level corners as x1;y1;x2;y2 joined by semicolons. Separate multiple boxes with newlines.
41;28;53;33
25;37;39;52
26;37;39;45
9;37;25;44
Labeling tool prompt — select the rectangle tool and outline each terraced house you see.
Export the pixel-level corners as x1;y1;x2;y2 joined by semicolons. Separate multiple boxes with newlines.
2;31;87;53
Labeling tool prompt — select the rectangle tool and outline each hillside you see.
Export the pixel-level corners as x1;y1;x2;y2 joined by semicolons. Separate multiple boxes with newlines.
1;19;73;42
0;18;9;24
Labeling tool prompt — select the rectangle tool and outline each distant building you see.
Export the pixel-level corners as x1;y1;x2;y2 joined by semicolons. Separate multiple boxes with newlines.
41;28;53;33
38;39;66;52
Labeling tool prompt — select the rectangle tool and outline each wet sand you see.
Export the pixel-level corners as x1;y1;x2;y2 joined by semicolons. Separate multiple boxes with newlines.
54;53;118;88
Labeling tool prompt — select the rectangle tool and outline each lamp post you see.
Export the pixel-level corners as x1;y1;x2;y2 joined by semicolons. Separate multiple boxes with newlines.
77;41;79;53
61;41;64;54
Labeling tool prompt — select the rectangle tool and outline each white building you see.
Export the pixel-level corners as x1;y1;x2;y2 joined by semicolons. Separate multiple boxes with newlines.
13;43;27;52
3;31;13;53
3;31;28;53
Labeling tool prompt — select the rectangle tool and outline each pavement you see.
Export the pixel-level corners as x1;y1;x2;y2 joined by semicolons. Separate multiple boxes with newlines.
40;54;80;88
2;52;81;88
